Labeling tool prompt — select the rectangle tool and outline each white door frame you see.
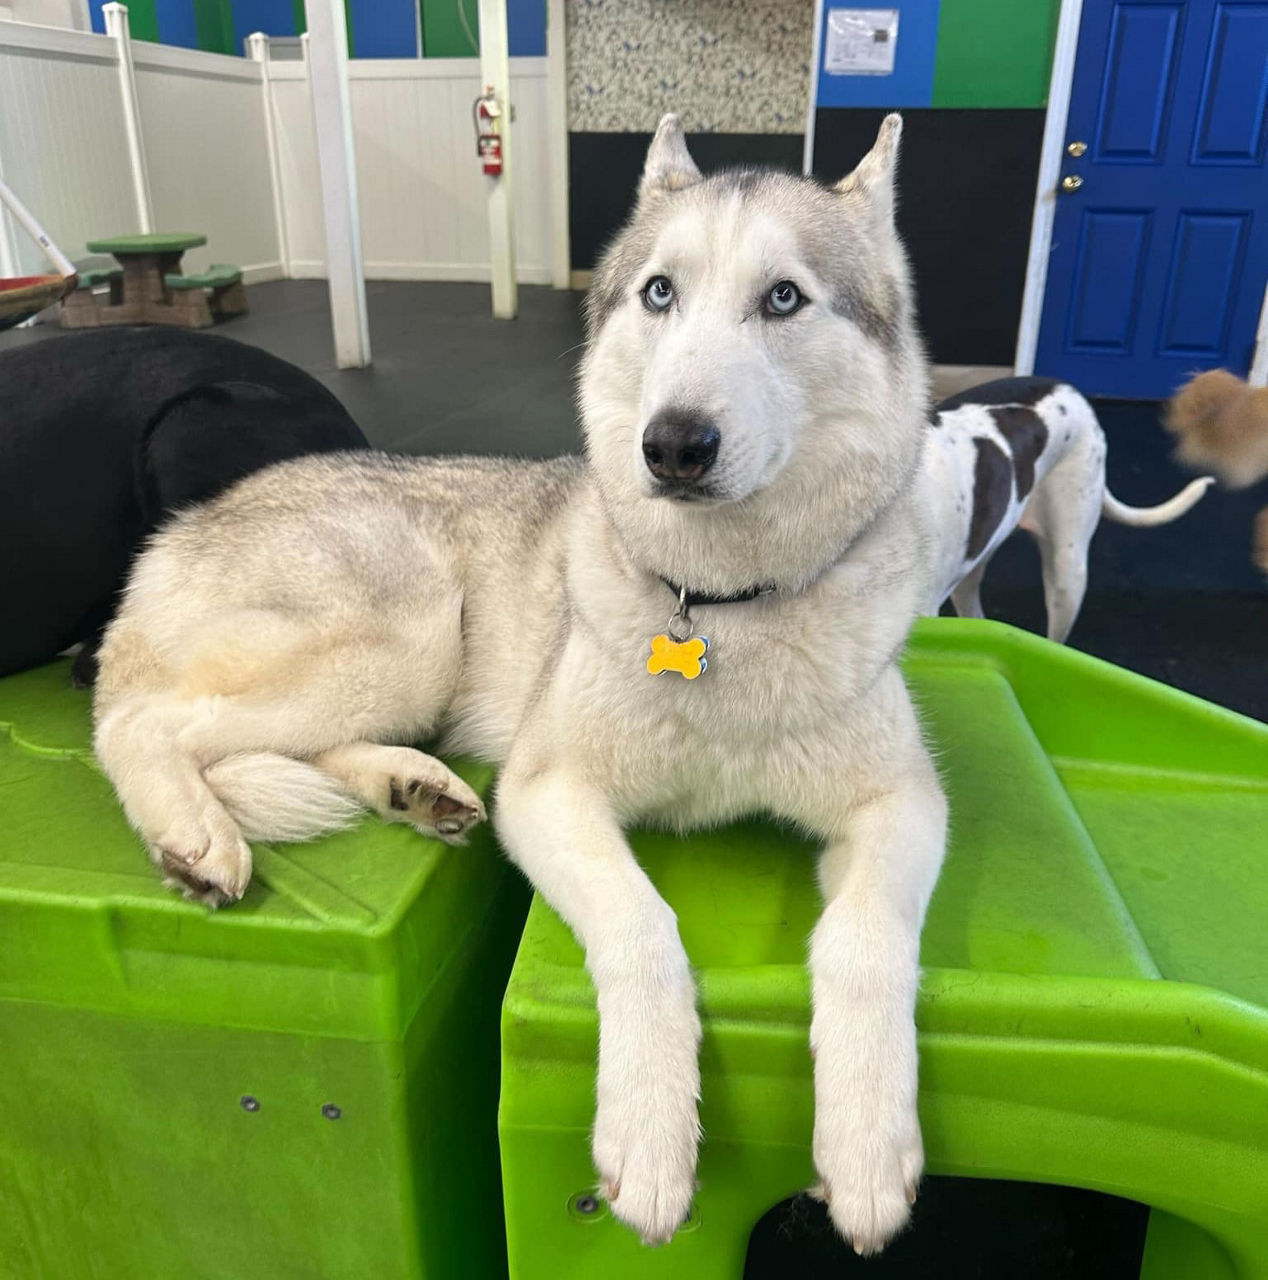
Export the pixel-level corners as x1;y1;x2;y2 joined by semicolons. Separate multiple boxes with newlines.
545;0;570;288
1013;0;1083;376
802;0;825;174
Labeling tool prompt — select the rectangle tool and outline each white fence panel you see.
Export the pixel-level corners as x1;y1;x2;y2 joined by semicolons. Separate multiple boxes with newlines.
271;56;552;284
0;22;135;274
0;23;554;288
268;63;325;275
132;43;281;279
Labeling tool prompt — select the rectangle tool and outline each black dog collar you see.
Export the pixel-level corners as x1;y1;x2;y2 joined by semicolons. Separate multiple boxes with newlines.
660;578;776;610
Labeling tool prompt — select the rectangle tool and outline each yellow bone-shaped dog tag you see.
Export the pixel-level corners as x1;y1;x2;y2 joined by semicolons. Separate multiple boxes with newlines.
647;633;709;679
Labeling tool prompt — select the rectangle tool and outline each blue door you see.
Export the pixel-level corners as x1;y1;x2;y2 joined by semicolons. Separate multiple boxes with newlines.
1035;0;1268;399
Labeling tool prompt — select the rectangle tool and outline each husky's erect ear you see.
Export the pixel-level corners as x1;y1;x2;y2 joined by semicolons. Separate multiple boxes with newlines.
640;113;703;199
834;113;901;224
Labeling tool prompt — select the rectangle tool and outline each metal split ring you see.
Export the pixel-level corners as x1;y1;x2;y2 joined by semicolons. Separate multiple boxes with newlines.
666;583;694;642
666;609;695;642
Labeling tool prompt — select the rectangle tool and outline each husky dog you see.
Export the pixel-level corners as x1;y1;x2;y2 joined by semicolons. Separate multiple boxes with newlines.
95;114;943;1253
919;377;1212;641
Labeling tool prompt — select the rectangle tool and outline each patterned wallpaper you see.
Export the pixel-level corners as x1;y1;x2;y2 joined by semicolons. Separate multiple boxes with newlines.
567;0;813;134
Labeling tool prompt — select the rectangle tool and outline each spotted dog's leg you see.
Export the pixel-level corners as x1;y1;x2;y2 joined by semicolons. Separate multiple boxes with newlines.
1022;443;1103;644
948;553;993;620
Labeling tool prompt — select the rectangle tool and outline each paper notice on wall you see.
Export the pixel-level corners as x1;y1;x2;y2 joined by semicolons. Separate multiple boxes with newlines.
824;8;899;76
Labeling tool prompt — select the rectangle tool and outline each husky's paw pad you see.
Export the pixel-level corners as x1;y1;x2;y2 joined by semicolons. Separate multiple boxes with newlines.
390;773;486;844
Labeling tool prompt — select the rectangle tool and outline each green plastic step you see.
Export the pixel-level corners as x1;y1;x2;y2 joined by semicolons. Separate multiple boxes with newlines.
500;618;1268;1279
166;264;242;291
73;267;122;289
0;658;527;1279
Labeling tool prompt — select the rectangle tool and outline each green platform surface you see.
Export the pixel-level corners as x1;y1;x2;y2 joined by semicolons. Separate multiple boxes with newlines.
86;232;206;255
0;660;526;1279
500;619;1268;1279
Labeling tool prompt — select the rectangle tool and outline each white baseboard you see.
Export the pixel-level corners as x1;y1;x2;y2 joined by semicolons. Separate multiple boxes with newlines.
241;262;285;285
287;260;328;279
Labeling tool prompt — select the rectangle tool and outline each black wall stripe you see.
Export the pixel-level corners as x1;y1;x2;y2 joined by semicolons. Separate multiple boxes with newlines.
812;108;1045;366
568;113;1043;367
568;132;805;273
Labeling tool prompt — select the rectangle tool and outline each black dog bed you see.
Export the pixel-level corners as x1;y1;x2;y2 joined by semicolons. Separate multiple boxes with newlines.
0;328;367;683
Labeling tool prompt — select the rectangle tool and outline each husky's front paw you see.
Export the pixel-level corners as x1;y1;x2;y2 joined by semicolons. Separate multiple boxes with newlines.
592;1088;699;1245
812;1100;923;1255
589;958;702;1246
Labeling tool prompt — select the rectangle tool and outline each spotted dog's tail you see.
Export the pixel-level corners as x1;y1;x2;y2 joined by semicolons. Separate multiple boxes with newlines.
1101;476;1214;527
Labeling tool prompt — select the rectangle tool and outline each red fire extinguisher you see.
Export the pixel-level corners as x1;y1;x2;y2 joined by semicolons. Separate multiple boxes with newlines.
474;90;503;177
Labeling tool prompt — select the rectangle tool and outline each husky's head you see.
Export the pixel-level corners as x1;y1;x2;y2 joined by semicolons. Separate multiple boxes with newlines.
580;113;928;594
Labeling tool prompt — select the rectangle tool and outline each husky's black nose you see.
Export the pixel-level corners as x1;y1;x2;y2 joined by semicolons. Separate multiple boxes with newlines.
642;411;720;484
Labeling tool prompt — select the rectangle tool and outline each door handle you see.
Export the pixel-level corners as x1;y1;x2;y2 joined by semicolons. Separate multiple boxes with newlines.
1060;174;1084;193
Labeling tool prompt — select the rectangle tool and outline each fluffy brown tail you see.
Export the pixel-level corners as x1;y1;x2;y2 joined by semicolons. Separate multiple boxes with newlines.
1102;476;1213;527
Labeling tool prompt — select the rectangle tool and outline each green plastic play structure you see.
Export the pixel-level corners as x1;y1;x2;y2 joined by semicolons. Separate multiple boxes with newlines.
500;619;1268;1279
0;619;1264;1277
0;660;526;1279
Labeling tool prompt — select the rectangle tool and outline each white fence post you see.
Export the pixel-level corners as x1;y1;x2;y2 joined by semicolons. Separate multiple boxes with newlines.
0;139;20;280
248;31;291;279
303;1;371;367
103;2;154;233
478;0;517;318
545;0;569;289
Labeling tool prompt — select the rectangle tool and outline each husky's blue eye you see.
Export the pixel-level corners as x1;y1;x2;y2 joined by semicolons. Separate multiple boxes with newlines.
643;276;674;312
765;281;803;316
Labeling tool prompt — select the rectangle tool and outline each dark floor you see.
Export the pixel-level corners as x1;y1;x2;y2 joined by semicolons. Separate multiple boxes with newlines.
5;279;1262;720
1;278;589;458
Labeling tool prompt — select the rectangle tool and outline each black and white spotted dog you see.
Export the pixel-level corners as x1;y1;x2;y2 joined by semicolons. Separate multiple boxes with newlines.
918;377;1212;642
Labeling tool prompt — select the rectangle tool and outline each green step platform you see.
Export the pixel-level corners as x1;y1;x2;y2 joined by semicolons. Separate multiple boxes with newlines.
0;661;528;1279
165;264;242;291
500;619;1268;1279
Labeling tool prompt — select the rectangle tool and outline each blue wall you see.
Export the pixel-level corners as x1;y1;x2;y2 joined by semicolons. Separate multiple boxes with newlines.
814;0;941;109
507;0;545;57
346;0;414;57
232;0;298;52
95;0;546;57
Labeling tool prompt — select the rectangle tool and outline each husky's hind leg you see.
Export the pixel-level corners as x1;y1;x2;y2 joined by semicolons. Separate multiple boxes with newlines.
96;603;466;904
94;692;259;906
313;742;485;844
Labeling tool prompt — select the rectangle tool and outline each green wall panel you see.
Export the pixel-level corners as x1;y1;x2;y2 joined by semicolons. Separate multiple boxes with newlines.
193;0;235;52
933;0;1062;108
125;0;160;43
421;0;480;56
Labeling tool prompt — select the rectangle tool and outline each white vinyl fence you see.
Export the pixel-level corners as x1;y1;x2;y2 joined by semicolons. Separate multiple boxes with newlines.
0;22;140;276
269;54;552;284
0;15;552;285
